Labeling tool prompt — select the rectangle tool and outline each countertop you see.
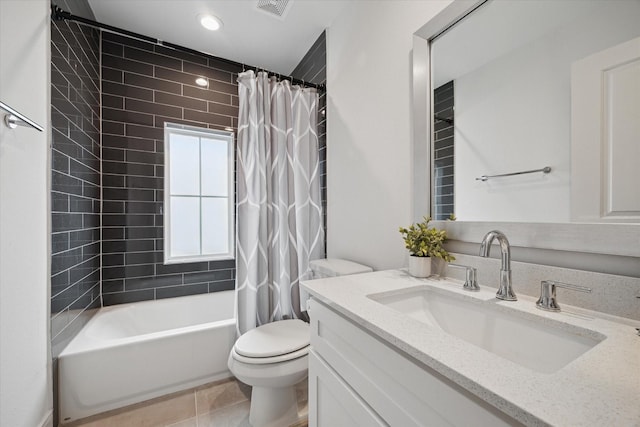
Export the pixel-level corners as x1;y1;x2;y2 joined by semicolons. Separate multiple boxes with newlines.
301;269;640;426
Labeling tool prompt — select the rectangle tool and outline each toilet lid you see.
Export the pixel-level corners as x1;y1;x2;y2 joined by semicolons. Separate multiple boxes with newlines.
234;319;310;358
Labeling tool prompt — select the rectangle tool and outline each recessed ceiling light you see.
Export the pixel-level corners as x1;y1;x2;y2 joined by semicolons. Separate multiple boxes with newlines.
195;77;209;87
199;14;222;31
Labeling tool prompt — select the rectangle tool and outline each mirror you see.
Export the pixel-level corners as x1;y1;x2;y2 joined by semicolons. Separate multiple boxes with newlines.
429;0;640;223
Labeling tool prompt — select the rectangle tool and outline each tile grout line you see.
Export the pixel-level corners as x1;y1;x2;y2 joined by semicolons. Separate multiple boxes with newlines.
193;388;199;427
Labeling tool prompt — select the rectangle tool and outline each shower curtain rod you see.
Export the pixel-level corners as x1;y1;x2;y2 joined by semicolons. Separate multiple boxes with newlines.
50;5;325;91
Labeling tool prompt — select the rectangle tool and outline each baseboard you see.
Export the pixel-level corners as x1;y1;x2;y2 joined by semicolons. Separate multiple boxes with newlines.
40;409;54;427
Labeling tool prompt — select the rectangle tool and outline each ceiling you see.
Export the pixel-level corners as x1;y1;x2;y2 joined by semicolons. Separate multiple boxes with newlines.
87;0;349;75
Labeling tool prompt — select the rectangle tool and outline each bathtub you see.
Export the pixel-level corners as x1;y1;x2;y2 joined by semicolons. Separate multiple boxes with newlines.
58;291;236;424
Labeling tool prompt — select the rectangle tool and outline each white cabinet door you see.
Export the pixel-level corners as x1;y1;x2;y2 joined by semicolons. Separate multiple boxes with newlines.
308;351;387;427
571;37;640;222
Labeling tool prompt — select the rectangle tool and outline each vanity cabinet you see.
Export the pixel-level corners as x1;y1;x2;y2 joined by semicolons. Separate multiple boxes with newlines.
308;352;386;426
307;298;520;427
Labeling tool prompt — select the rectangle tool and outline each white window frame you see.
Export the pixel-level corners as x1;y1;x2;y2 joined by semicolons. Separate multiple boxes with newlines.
163;123;235;264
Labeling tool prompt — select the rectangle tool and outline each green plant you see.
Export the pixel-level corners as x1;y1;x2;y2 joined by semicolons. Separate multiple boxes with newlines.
399;216;454;261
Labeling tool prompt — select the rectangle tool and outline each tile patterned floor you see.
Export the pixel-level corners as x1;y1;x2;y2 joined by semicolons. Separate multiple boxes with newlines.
67;377;308;427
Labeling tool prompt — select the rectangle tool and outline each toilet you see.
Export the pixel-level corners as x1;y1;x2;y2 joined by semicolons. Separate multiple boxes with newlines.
227;258;373;427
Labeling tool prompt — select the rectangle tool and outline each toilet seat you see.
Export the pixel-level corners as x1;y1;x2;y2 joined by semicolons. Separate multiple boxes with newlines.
231;319;310;365
231;344;309;365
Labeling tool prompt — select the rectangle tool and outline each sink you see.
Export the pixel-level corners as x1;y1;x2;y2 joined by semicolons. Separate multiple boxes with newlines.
368;286;605;373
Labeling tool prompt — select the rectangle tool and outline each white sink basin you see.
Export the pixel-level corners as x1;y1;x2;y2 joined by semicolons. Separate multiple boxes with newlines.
368;286;605;373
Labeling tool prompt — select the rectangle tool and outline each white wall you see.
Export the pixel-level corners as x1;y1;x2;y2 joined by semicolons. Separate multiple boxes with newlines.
326;1;452;270
0;1;52;426
453;2;640;222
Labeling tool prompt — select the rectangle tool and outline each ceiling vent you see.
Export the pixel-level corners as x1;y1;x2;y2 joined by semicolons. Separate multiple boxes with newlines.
256;0;292;19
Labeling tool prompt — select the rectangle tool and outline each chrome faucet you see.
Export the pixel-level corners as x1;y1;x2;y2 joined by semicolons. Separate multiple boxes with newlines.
479;230;517;301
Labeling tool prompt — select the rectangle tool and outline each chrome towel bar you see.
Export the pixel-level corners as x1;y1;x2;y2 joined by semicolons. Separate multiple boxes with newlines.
0;101;44;132
476;166;551;182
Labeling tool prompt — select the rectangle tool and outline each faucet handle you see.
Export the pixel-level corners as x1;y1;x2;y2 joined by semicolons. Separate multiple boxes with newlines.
447;264;480;292
536;280;592;312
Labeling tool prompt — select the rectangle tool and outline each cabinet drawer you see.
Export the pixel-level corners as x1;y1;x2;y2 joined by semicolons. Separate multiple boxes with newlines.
309;298;519;427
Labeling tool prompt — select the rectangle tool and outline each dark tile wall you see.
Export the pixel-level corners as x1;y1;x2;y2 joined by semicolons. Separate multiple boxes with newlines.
291;32;327;254
51;1;101;424
433;81;455;220
100;32;241;305
50;2;101;358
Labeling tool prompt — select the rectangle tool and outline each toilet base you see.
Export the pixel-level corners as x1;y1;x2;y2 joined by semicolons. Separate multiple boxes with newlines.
250;385;299;427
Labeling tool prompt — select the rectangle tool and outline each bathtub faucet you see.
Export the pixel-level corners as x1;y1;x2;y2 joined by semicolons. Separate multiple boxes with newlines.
479;230;517;301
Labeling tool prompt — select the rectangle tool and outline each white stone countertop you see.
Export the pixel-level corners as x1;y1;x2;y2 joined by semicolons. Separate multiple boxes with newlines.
301;269;640;427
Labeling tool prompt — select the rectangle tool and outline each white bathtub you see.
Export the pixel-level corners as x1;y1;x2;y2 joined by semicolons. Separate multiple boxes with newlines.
58;291;236;424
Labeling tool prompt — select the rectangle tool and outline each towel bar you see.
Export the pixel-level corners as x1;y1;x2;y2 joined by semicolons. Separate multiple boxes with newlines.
0;101;44;132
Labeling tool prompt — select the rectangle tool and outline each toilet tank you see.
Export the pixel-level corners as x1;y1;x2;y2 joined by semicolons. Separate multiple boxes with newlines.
301;259;373;313
309;258;373;279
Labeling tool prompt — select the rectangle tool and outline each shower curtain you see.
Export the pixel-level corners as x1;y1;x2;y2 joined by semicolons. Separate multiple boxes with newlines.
235;70;324;335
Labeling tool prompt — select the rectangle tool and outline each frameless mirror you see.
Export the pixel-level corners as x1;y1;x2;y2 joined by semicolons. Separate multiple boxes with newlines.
430;0;640;223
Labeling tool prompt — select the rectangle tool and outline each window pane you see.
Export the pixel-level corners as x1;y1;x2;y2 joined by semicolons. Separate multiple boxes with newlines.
170;196;200;256
201;137;228;197
201;198;229;255
164;124;234;264
169;133;200;196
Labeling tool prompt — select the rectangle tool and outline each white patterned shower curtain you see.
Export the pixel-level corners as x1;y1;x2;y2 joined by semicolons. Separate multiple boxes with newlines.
235;70;324;335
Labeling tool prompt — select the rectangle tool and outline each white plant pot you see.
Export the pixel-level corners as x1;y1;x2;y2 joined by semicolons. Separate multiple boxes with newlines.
408;256;432;278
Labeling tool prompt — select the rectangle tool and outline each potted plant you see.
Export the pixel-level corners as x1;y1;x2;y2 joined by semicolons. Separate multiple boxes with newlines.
399;216;454;278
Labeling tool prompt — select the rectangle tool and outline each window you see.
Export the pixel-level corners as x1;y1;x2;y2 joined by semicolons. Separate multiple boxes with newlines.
164;123;234;264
